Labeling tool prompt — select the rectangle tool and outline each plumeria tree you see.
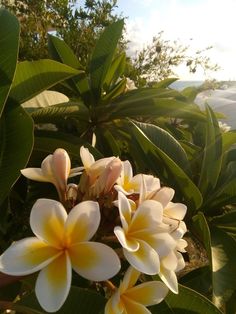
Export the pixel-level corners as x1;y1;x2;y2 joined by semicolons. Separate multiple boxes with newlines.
1;7;236;314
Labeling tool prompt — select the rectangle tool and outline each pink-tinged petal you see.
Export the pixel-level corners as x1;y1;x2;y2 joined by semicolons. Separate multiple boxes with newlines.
52;148;71;191
123;160;133;182
129;200;163;233
69;166;84;177
80;146;95;169
120;266;140;292
114;226;139;252
30;199;67;247
35;252;71;312
125;281;168;306
65;201;100;243
122;296;151;314
69;242;120;281
0;237;60;276
20;168;50;182
164;202;187;220
150;187;174;208
105;290;123;314
161;251;178;271
41;155;54;179
159;267;178;294
118;192;132;230
123;240;160;275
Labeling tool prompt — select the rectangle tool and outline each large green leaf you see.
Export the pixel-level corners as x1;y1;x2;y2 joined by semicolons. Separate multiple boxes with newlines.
0;9;19;117
211;210;236;236
9;60;81;104
89;20;124;101
0;104;34;204
19;286;106;314
210;225;236;308
127;121;202;211
151;284;222;314
222;131;236;152
103;52;126;90
95;89;205;122
134;121;191;174
198;105;223;198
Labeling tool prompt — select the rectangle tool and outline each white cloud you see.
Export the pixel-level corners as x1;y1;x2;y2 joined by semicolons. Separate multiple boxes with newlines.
120;0;236;80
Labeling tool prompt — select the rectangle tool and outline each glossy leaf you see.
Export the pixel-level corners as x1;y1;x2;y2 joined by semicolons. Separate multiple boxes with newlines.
0;9;19;117
0;104;34;205
151;284;222;314
198;105;223;197
89;19;124;101
211;210;236;236
9;60;81;104
153;77;178;89
127;121;202;210
210;225;236;308
103;52;126;90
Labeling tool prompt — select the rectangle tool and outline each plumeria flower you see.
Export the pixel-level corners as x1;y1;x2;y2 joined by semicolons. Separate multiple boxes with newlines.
105;266;168;314
114;192;176;275
115;160;160;195
79;146;122;198
0;199;121;312
21;148;82;202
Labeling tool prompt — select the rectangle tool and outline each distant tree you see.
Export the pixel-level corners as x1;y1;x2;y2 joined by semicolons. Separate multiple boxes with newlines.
126;31;219;87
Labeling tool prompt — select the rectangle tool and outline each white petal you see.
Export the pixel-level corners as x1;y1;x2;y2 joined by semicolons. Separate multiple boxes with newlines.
125;281;169;306
35;252;71;312
122;297;151;314
0;238;60;276
20;168;50;182
30;199;67;247
41;155;54;179
70;242;120;281
151;187;174;208
161;251;178;271
123;240;160;275
152;233;177;257
80;146;95;169
129;200;163;233
51;148;71;191
117;192;132;230
120;266;140;292
65;201;100;242
114;226;139;252
105;290;123;314
159;268;178;294
164;202;187;220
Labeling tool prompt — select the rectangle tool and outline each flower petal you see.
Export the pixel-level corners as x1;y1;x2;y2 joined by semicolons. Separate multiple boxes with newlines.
117;192;132;230
35;252;71;312
0;237;60;276
51;148;71;191
120;266;140;292
164;202;187;220
159;267;178;294
65;201;100;243
122;296;151;314
105;290;123;314
125;281;168;306
161;251;178;271
80;146;95;169
20;168;50;182
69;242;120;281
114;226;139;252
129;200;163;233
123;240;160;275
30;199;67;247
150;187;174;208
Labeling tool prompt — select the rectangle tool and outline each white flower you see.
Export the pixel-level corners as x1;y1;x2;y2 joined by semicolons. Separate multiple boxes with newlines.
0;199;120;312
114;192;176;275
105;266;168;314
21;148;82;201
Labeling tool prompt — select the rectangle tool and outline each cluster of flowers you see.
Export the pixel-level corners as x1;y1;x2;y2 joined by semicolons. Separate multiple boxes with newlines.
0;147;187;313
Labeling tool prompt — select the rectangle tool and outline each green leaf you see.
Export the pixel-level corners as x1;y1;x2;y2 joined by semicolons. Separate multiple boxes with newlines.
9;60;81;104
222;131;236;152
153;77;178;89
48;34;81;69
103;52;126;90
192;212;212;267
181;86;200;103
134;121;191;174
19;286;106;314
198;105;223;197
0;104;34;205
210;225;236;308
151;284;222;314
127;121;202;211
89;20;124;102
0;8;19;117
211;210;236;236
94;126;121;156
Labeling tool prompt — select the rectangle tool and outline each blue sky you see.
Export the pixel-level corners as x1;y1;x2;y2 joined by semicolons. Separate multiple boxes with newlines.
113;0;236;80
